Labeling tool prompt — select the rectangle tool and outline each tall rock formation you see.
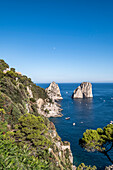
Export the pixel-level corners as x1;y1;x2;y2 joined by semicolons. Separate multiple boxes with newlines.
45;81;63;101
37;82;63;118
72;82;93;99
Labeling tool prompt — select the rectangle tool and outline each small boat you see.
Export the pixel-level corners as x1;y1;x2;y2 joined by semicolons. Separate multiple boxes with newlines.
65;117;70;120
110;121;113;124
73;123;75;126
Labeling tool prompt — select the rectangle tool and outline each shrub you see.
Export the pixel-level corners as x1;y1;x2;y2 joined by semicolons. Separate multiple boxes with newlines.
14;113;51;152
0;132;49;169
30;97;36;102
0;59;9;71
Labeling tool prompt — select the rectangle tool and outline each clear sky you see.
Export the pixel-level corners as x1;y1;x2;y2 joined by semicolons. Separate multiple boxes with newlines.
0;0;113;83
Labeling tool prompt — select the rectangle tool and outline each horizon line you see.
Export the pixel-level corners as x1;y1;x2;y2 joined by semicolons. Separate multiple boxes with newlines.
35;82;113;84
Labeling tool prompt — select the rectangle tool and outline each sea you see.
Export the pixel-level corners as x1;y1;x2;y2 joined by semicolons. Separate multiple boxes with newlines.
37;83;113;169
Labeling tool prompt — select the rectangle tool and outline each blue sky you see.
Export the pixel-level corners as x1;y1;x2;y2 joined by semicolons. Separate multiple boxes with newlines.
0;0;113;83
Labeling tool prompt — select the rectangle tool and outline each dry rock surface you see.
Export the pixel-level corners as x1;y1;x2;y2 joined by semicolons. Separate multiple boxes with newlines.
72;82;93;99
45;81;63;101
37;82;63;117
105;165;113;170
48;122;75;170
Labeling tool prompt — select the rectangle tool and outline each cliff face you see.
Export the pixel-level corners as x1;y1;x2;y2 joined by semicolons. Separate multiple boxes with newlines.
37;82;63;118
72;82;93;99
0;59;74;170
46;81;63;101
48;122;74;170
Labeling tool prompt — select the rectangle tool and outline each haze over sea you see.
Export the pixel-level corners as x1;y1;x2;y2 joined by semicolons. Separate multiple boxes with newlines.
38;83;113;169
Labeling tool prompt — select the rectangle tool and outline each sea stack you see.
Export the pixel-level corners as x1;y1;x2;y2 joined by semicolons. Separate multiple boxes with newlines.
45;81;63;101
72;82;93;99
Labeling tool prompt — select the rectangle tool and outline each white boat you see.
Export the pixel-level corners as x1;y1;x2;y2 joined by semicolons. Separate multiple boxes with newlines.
110;121;113;124
65;117;70;120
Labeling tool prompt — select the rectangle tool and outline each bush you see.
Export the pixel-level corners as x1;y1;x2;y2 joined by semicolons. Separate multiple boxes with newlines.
30;97;36;103
0;59;9;71
0;70;4;79
0;132;49;169
45;109;49;114
10;68;15;72
14;113;51;152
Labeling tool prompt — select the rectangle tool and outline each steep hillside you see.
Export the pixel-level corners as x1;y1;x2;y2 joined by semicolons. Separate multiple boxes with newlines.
0;59;74;170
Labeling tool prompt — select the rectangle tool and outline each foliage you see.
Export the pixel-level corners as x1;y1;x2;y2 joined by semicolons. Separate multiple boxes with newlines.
10;67;15;72
77;163;97;170
0;59;48;126
18;75;32;86
0;59;9;71
0;132;49;169
79;124;113;163
31;84;48;100
0;108;6;121
0;59;73;169
30;103;39;116
30;98;36;102
5;70;17;79
0;121;8;133
14;113;51;152
0;77;24;104
45;109;49;114
0;70;4;79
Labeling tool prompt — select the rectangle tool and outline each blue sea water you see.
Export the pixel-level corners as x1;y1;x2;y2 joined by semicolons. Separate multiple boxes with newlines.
37;83;113;169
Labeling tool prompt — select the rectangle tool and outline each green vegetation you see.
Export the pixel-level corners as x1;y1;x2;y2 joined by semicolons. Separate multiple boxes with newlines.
0;59;73;169
77;163;97;170
0;59;9;71
45;109;49;114
79;124;113;164
0;121;49;170
14;113;51;152
0;59;48;126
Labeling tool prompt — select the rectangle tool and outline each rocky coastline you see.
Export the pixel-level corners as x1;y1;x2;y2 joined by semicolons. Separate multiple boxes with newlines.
0;59;75;169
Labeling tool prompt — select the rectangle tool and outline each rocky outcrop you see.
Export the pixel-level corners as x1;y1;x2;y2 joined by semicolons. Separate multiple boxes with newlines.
72;82;93;99
27;86;33;98
48;122;76;170
37;98;44;108
37;98;63;118
45;81;63;101
37;82;63;117
105;165;113;170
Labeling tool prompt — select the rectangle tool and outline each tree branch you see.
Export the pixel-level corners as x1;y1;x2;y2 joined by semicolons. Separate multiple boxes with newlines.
106;142;113;152
103;151;113;164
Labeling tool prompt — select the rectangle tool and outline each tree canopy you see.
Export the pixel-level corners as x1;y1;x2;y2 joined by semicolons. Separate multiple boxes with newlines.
14;113;51;151
79;124;113;164
0;59;9;71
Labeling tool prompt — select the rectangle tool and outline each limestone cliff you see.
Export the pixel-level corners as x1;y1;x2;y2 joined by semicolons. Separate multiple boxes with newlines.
36;81;63;118
72;82;93;99
48;122;75;170
37;97;63;117
45;81;63;101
